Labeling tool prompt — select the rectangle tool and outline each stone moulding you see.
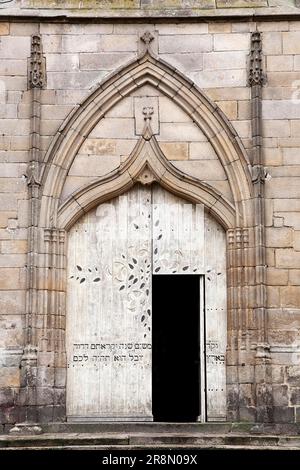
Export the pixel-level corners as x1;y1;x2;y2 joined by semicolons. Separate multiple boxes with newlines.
17;38;271;426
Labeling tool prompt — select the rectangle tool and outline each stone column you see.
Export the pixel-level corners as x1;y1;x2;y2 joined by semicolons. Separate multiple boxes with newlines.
248;31;273;424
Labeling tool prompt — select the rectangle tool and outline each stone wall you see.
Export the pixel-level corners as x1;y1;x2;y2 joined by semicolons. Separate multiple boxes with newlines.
1;1;300;428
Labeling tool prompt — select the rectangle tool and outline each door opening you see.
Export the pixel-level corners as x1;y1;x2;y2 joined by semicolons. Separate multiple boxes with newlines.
152;275;200;422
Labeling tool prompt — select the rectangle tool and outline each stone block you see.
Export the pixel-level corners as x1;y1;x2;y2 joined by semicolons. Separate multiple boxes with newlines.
287;366;300;386
266;227;293;248
280;287;300;308
79;52;131;71
173;160;227;181
189;142;217;160
62;35;101;53
266;268;288;286
263;32;282;55
283;32;300;54
159;97;190;123
269;329;299;347
99;35;138;53
213;33;250;52
267;55;293;72
273;406;294;424
160;142;189;161
0;23;9;36
263;120;290;138
273;385;289;407
0;368;20;388
160;53;203;72
267;286;280;307
263;101;300;120
0;37;31;59
1;240;27;254
290;388;300;406
0;290;24;315
282;148;300;166
158;23;209;35
0;60;27;76
276;249;300;269
42;35;62;53
90;117;135;139
47;71;107;90
9;23;39;36
0;268;25;290
46;54;79;72
158;122;208;142
192;69;246;89
203;51;246;70
208;23;231;33
217;100;237;120
263;148;282;166
0;194;17;211
159;35;212;54
68;155;120;177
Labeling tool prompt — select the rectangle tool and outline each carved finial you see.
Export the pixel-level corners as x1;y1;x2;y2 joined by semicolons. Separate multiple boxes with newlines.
141;31;154;51
248;32;266;87
143;106;154;121
28;35;46;89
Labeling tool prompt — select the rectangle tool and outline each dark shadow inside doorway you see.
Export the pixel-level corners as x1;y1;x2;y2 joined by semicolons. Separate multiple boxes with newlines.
152;274;200;422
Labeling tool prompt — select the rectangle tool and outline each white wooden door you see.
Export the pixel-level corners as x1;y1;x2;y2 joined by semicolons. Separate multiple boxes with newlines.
66;184;227;421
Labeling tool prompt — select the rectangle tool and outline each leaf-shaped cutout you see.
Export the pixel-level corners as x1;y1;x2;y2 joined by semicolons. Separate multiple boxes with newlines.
148;327;151;331
129;264;134;270
146;289;149;296
155;220;159;226
134;224;139;229
77;265;82;271
120;285;125;291
207;277;211;281
132;258;137;264
129;274;134;280
141;315;145;322
140;268;144;272
140;283;145;289
93;278;101;282
144;334;147;338
172;271;177;274
70;275;74;279
88;268;92;272
122;254;126;259
133;278;138;284
217;272;222;276
95;267;98;271
144;323;147;327
76;277;79;280
158;234;162;240
147;309;151;316
183;266;189;271
80;278;85;283
154;248;158;255
193;268;197;272
155;267;161;273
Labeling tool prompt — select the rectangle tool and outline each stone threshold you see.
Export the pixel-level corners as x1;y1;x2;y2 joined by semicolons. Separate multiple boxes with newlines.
1;423;300;450
1;432;300;450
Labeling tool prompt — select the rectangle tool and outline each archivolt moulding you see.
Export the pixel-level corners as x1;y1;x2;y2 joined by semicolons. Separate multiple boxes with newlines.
58;119;236;231
40;48;253;230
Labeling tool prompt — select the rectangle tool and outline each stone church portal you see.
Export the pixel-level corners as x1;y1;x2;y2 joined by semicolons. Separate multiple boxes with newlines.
66;185;227;422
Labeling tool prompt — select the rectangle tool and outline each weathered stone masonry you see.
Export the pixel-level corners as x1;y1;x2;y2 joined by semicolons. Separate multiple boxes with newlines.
1;0;300;430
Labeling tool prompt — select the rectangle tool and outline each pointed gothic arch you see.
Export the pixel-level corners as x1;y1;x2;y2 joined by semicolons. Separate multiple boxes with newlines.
39;48;253;231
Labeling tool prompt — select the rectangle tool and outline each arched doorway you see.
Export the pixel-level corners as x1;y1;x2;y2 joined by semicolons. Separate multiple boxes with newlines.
66;184;227;422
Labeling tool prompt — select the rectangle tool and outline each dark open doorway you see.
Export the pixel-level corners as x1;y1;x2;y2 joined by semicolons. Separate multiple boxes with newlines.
152;275;200;422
